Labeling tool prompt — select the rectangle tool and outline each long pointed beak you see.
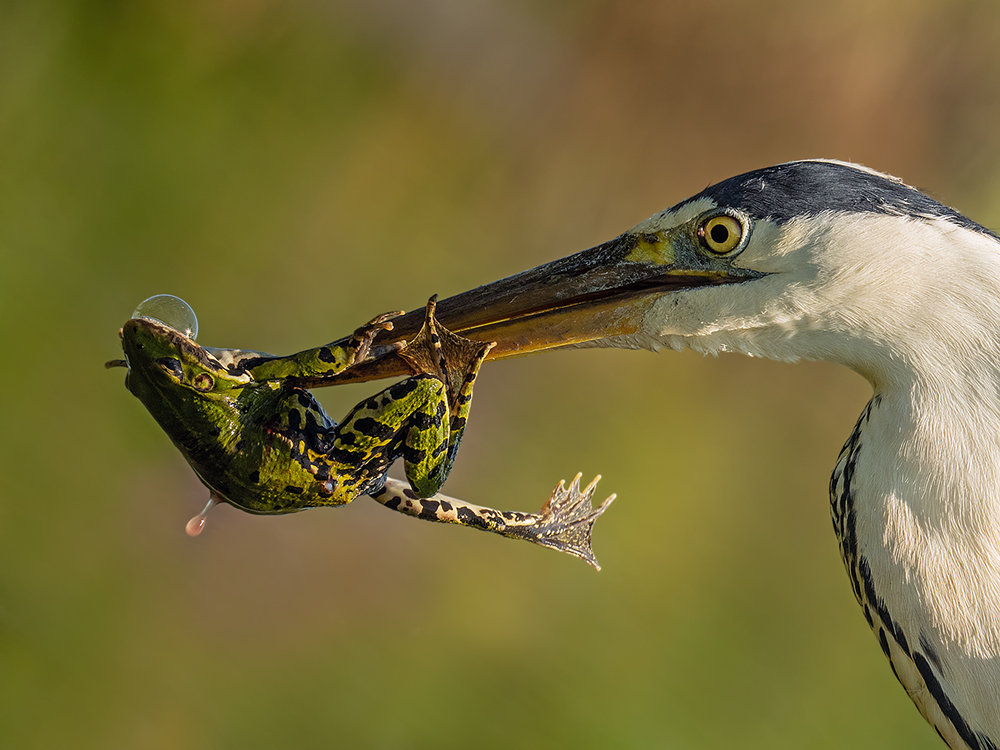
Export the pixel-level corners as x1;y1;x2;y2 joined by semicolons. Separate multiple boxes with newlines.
328;229;757;385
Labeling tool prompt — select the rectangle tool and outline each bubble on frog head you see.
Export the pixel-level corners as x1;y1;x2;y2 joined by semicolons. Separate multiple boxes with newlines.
185;494;219;537
132;294;199;340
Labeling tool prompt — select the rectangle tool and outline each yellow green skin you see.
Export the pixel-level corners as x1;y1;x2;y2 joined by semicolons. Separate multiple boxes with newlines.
114;305;614;567
120;312;473;513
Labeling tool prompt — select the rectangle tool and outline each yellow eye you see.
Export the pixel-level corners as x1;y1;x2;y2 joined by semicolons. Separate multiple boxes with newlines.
698;214;744;255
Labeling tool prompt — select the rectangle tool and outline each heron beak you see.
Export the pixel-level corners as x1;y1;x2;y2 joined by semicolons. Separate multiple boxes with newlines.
333;229;759;384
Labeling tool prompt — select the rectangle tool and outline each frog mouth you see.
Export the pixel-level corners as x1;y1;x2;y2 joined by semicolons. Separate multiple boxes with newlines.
105;328;129;369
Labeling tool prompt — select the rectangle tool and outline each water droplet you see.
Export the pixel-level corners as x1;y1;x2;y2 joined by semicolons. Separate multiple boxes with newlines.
185;495;219;537
132;294;199;340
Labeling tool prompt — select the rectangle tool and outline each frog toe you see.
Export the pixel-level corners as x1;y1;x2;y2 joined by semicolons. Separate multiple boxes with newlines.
351;311;405;362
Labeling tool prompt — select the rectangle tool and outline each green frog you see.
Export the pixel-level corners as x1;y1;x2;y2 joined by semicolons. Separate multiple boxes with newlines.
108;295;613;568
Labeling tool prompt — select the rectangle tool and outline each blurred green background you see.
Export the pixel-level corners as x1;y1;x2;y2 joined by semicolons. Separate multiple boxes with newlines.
4;1;1000;747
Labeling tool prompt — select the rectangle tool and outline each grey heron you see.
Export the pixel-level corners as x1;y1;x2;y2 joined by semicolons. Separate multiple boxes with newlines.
338;160;1000;749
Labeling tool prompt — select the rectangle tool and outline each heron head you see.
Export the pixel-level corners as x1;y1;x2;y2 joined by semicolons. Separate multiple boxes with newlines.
340;160;1000;389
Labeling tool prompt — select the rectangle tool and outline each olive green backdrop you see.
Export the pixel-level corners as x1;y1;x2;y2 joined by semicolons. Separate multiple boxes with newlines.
3;1;999;748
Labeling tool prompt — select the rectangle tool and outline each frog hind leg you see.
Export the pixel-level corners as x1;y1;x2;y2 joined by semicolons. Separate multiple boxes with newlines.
325;374;452;501
398;296;494;418
395;296;494;492
369;474;615;569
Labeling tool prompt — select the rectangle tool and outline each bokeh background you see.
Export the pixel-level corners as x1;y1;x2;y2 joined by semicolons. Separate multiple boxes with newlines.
4;1;1000;748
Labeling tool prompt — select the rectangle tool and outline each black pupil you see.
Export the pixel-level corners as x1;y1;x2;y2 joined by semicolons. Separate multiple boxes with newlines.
710;223;731;244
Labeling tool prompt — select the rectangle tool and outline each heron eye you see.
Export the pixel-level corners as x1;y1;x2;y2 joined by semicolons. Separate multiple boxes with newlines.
698;215;744;255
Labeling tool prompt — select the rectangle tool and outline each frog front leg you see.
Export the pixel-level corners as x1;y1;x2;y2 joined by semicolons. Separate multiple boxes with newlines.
369;475;615;570
246;310;402;382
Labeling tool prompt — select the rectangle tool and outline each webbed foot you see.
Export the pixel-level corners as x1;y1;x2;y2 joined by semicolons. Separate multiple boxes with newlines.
397;296;495;410
370;474;615;569
525;473;616;570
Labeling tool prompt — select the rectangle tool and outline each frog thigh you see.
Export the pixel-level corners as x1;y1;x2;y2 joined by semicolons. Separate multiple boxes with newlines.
329;375;450;495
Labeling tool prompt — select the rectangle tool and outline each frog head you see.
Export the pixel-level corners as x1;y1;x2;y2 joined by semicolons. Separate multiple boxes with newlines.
120;317;250;400
112;316;258;455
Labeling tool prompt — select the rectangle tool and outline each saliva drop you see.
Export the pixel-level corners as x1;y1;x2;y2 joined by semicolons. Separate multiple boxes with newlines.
185;495;219;537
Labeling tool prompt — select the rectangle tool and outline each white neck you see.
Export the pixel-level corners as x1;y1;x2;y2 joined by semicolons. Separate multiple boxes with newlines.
861;362;1000;657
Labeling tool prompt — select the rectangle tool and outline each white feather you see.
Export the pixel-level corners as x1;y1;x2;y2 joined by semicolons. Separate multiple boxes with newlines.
633;197;1000;745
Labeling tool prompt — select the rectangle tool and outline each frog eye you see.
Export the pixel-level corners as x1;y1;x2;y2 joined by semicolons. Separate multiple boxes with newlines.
192;373;215;392
697;213;746;255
